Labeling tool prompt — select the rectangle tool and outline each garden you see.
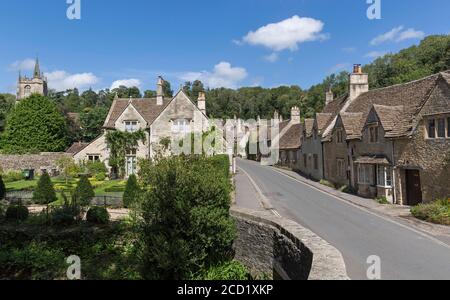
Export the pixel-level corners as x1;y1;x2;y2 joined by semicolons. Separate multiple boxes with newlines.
0;154;253;280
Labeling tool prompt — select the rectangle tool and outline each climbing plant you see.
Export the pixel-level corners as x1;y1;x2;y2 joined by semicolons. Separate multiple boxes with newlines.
105;130;146;178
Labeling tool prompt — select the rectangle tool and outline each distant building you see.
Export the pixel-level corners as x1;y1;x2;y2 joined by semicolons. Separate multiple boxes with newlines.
16;58;48;101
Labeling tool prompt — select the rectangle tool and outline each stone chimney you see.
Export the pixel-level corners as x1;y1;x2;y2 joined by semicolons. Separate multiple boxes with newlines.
291;106;301;124
156;76;164;106
198;91;206;115
349;64;369;101
326;87;334;105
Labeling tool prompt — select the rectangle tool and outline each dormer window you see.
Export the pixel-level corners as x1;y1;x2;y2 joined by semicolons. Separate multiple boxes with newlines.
125;121;139;133
369;125;379;143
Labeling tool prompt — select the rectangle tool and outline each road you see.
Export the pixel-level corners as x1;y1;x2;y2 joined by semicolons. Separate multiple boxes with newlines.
236;159;450;280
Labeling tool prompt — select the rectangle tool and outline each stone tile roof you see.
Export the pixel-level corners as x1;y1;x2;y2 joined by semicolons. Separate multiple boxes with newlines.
103;97;172;129
345;72;443;138
66;142;90;155
371;105;409;138
279;123;304;150
316;113;333;134
339;113;364;140
304;119;315;137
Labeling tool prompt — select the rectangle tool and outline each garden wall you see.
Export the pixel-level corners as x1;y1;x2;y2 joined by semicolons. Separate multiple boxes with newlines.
230;207;349;280
0;153;71;173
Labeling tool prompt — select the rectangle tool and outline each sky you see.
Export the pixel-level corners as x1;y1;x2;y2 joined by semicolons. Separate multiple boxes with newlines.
0;0;449;94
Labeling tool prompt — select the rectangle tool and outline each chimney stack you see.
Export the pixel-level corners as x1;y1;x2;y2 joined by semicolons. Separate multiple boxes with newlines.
349;64;369;101
326;87;334;105
156;76;164;106
198;91;206;115
291;106;301;124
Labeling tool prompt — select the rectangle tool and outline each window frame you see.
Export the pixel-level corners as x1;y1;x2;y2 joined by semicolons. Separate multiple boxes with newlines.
377;165;393;188
427;119;436;139
358;164;371;185
437;118;446;138
172;119;191;134
88;155;100;162
124;120;139;133
336;158;346;178
336;129;344;144
368;125;379;143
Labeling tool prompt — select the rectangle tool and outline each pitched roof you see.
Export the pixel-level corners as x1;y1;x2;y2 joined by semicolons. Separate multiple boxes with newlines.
339;113;365;140
66;142;90;155
316;113;333;134
371;105;410;138
279;123;303;150
103;97;172;128
344;72;442;138
319;94;350;139
304;119;315;137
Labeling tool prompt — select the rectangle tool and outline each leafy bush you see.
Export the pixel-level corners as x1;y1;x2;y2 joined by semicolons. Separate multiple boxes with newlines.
139;155;235;280
376;196;390;205
123;175;141;208
2;171;23;183
411;199;450;225
195;261;250;280
207;155;230;179
320;180;335;189
73;175;95;206
32;172;57;204
86;207;110;224
86;161;108;176
95;172;107;181
0;175;5;200
50;205;82;226
339;185;356;195
5;205;29;221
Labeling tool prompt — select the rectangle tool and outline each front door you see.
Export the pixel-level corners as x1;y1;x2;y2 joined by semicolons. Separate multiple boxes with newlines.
126;156;137;177
405;170;423;206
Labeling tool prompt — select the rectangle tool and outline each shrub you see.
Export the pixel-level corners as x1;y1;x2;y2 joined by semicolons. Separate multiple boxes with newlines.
376;196;390;205
123;175;141;208
411;199;450;225
195;261;250;280
320;180;335;189
95;172;107;181
50;205;82;226
207;155;230;179
2;171;23;183
5;205;29;221
139;156;235;280
86;161;108;176
32;172;57;204
86;207;110;224
104;186;125;193
339;185;356;195
0;176;5;200
73;175;95;206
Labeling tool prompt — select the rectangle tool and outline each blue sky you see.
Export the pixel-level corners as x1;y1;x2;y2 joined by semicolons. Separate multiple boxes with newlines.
0;0;448;94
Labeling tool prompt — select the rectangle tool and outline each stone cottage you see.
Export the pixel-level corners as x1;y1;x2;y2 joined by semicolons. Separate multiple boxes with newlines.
323;68;450;205
277;107;304;170
68;77;224;177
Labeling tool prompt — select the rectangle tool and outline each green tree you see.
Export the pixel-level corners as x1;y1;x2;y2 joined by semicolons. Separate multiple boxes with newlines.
0;175;6;200
1;94;69;154
73;175;95;206
143;90;156;98
112;86;142;98
163;80;173;97
122;174;141;208
80;107;109;141
0;94;15;134
56;156;79;184
33;172;57;204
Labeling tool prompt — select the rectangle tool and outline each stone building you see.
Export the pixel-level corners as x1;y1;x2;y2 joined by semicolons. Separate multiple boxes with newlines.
278;107;303;170
323;68;450;205
68;77;224;177
16;58;48;101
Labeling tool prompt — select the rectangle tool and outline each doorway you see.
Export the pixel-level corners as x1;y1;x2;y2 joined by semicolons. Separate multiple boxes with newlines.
405;169;423;206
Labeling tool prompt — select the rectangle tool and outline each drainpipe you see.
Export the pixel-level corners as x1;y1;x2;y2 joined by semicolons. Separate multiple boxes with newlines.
391;140;397;205
321;141;325;179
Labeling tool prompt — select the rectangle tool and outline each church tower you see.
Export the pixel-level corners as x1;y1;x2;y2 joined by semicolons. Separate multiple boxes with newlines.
17;58;48;101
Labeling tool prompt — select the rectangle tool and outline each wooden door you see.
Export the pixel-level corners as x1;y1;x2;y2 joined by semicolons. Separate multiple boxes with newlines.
406;170;423;206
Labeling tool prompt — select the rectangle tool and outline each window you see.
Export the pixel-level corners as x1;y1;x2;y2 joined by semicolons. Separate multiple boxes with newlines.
24;85;31;97
172;119;190;134
303;154;307;168
125;121;139;133
88;155;100;162
369;126;379;143
358;165;371;184
126;149;137;176
313;154;319;170
337;159;346;178
437;118;445;138
336;129;344;143
427;119;436;138
377;165;392;187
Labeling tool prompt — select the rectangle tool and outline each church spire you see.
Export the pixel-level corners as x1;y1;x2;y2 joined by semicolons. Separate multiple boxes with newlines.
33;57;40;78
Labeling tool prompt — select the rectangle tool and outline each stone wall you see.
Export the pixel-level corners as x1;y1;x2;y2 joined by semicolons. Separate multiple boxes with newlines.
230;207;349;280
0;153;71;173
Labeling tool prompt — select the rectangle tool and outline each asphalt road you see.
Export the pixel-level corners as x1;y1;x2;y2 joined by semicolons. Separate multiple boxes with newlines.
236;159;450;280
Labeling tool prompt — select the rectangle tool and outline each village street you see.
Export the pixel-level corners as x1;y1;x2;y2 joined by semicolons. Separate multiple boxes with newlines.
235;159;450;280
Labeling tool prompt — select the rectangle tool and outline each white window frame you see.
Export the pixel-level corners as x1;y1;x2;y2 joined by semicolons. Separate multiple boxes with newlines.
358;164;371;184
124;121;139;133
88;155;100;162
377;165;393;188
172;119;190;134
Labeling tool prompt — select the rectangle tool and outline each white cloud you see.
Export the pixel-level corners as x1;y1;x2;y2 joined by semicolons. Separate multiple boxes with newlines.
110;78;141;90
263;52;279;63
9;58;36;71
241;15;327;52
365;51;387;59
180;62;248;89
45;70;99;91
370;26;425;45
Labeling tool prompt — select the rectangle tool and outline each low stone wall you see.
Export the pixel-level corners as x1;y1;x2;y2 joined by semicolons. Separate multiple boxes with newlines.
0;153;71;173
230;206;348;280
